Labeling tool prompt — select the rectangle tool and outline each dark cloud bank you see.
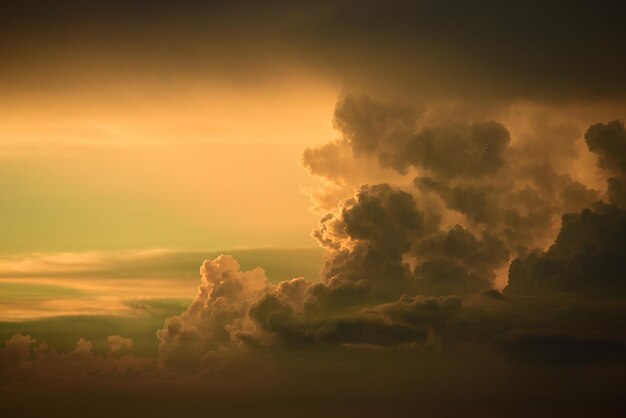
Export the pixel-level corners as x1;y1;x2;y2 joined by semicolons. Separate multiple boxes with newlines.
4;0;626;101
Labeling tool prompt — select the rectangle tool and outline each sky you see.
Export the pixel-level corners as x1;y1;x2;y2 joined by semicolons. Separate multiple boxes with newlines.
2;1;626;417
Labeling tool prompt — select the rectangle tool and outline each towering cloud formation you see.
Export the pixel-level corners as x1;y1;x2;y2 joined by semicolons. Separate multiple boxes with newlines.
153;103;626;377
305;95;600;256
506;121;626;297
3;96;596;379
157;256;273;374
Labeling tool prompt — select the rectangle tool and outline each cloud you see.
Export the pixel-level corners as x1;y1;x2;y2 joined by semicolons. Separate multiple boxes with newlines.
157;256;274;374
505;201;626;297
0;334;152;383
412;226;509;296
310;184;429;308
0;248;322;282
306;95;601;258
107;335;133;353
0;248;323;321
152;109;626;378
332;95;419;173
4;1;626;102
585;120;626;207
154;183;501;371
504;122;626;297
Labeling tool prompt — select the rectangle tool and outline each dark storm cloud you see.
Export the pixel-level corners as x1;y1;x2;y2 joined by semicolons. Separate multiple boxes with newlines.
310;184;427;308
407;122;511;179
504;121;626;296
585;121;626;178
506;201;626;297
151;182;520;373
9;105;622;378
3;1;626;100
412;226;509;296
331;95;419;173
586;120;626;207
329;95;511;177
307;94;600;256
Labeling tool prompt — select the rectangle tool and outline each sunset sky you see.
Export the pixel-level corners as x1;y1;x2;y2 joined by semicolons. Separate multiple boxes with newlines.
2;2;626;417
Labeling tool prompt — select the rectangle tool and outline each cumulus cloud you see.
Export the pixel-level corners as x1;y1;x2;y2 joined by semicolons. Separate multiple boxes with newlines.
0;334;151;383
156;256;274;374
306;95;601;257
310;184;427;307
506;199;626;297
107;335;133;353
503;121;626;297
153;184;512;371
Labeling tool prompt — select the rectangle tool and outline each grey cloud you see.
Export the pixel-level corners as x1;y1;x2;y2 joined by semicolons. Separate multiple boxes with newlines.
309;95;601;260
407;122;510;179
369;294;462;330
585;120;626;177
412;226;509;296
155;184;511;367
586;120;626;207
415;177;499;224
301;140;355;184
333;95;419;173
5;1;626;102
505;202;626;297
309;185;427;309
329;95;511;178
312;315;427;348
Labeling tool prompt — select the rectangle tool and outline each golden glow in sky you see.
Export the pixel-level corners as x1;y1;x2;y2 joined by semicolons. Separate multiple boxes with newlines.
0;79;338;254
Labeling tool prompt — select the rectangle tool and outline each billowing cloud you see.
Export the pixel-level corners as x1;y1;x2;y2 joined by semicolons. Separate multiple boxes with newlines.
157;256;273;374
504;122;626;297
585;120;626;207
305;95;601;258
